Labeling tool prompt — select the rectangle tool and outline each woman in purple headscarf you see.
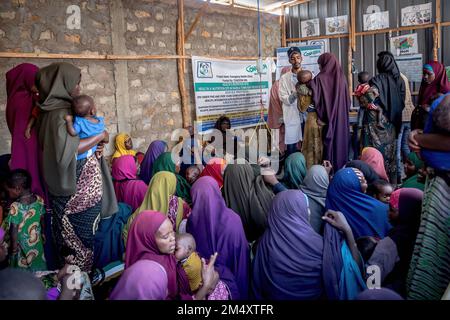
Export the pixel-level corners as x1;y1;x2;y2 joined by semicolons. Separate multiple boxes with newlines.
187;176;249;300
139;140;167;184
309;53;350;171
6;63;46;201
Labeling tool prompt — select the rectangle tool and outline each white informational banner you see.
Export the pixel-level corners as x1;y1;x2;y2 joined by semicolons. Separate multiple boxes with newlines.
390;33;419;56
301;18;320;37
363;11;389;31
325;15;349;35
401;2;432;27
191;56;272;133
395;54;423;83
275;44;325;80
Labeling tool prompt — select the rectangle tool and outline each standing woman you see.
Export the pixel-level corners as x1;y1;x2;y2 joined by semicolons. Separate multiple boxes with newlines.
6;63;46;201
35;62;117;272
369;51;406;182
309;53;350;171
412;61;450;130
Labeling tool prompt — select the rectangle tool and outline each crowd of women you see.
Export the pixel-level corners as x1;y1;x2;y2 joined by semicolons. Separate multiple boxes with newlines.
0;48;449;300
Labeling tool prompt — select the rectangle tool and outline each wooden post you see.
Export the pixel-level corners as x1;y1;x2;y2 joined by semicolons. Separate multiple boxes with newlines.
434;0;441;60
177;0;190;128
281;5;286;47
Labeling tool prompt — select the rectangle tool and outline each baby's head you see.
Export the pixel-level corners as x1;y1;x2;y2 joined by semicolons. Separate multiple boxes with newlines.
358;71;370;84
356;236;379;262
72;95;95;117
185;166;201;185
432;94;450;135
373;179;393;204
5;169;31;200
175;233;196;261
297;70;312;84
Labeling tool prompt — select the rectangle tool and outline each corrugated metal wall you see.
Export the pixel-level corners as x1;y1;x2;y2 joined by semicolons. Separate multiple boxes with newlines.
286;0;448;101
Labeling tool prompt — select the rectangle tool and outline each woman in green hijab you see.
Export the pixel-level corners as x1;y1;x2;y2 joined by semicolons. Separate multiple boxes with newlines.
402;152;425;191
35;62;117;272
151;152;192;203
283;152;307;189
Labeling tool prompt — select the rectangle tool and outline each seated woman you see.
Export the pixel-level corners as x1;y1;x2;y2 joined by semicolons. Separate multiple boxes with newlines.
123;171;191;242
325;168;391;239
139;140;167;185
282;152;307;189
252;190;366;300
198;157;227;189
187;176;249;300
125;210;219;300
360;147;389;182
345;160;381;188
401;152;425;191
112;133;136;163
111;155;147;211
152;152;192;204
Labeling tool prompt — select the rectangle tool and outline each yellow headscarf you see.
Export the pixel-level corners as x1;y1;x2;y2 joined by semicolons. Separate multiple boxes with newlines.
182;252;202;292
112;133;136;159
123;171;185;243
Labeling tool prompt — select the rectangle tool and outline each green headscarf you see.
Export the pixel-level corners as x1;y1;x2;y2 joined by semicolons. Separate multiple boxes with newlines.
402;152;425;191
407;152;424;171
283;152;307;189
151;152;191;203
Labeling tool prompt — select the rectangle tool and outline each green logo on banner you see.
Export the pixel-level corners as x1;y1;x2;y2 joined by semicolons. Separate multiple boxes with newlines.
246;64;268;73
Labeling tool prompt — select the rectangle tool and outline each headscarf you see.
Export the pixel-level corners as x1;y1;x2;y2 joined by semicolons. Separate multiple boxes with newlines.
125;210;191;300
346;160;380;185
369;51;405;135
418;61;450;106
112;133;136;159
198;157;226;189
356;288;403;300
407;152;424;171
309;53;350;171
360;147;389;181
325;168;391;239
111;155;147;211
5;63;46;201
283;152;307;189
139;140;167;184
152;152;191;203
110;260;168;300
300;165;329;233
251;190;323;300
223;163;274;242
187;176;249;299
36;62;117;216
402;153;425;190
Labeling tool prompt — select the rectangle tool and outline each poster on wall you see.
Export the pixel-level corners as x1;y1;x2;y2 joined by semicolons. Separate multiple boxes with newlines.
191;56;272;132
301;18;320;37
275;44;325;80
363;11;389;31
293;38;330;54
325;15;348;35
395;54;423;83
446;66;450;82
401;2;432;27
390;33;418;56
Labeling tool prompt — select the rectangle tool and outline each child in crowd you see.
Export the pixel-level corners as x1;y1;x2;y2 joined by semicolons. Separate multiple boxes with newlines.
355;82;382;129
175;233;202;293
64;95;106;160
185;165;201;185
4;169;46;271
296;70;313;115
372;179;394;204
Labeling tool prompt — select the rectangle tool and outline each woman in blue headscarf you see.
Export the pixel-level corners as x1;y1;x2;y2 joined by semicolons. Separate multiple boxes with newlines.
326;168;391;239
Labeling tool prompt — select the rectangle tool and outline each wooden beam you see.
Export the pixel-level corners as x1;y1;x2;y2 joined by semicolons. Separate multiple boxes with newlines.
442;21;450;27
350;0;356;51
281;5;286;47
184;0;209;42
355;23;434;37
435;0;441;60
177;0;190;128
287;33;348;42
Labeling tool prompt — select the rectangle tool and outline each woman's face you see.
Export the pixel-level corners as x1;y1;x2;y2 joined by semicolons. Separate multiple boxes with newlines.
70;77;82;98
423;69;435;84
352;168;368;193
155;219;176;255
125;137;133;150
404;159;416;177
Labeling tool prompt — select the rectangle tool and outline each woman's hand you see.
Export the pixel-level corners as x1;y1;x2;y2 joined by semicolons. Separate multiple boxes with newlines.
408;129;423;152
194;252;219;300
322;210;351;234
317;119;326;127
322;160;333;176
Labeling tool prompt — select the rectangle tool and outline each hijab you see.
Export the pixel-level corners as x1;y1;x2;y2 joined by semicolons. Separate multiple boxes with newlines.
418;61;450;106
152;152;191;203
356;288;403;300
402;153;425;191
110;260;168;300
139;140;167;184
300;165;329;233
252;190;323;300
309;53;350;171
112;133;136;159
198;157;226;189
360;147;389;181
187;176;249;299
283;152;307;189
326;168;391;239
125;210;191;300
111;155;147;211
369;51;405;135
223;162;274;242
346;160;380;185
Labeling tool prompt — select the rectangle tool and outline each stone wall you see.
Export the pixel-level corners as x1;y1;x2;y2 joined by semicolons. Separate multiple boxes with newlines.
0;0;281;156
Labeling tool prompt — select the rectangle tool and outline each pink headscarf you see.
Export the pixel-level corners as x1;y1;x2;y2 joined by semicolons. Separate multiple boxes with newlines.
110;260;168;300
125;210;191;300
389;189;401;210
361;147;389;181
111;155;148;211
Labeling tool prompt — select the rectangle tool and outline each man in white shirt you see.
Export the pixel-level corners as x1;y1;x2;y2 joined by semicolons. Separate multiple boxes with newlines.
279;47;303;156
